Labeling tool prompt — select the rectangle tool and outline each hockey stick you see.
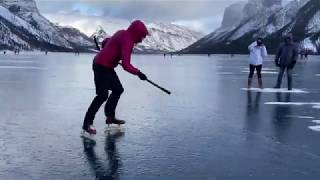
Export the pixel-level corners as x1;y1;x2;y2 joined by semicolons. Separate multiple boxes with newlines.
93;36;100;51
146;79;171;95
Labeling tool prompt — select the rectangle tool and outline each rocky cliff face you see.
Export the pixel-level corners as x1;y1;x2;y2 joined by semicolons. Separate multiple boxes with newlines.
182;0;319;54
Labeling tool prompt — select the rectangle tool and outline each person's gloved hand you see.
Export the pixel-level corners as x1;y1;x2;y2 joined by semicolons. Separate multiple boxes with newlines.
138;71;147;80
288;61;296;69
275;59;280;67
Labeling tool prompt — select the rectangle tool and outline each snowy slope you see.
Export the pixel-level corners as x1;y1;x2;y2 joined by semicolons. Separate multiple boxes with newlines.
90;25;110;43
58;25;94;47
1;0;202;53
183;0;318;54
91;22;204;53
0;0;71;47
139;22;203;52
0;0;95;51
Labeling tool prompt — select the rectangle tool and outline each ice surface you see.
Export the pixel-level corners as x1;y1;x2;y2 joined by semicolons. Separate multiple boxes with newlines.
0;54;319;179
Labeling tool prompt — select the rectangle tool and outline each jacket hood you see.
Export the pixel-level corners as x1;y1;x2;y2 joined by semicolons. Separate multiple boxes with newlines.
127;20;148;43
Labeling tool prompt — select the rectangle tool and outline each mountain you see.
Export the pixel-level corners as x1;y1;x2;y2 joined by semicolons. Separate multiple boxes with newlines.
58;25;95;51
0;0;203;53
221;1;247;29
90;25;110;43
137;22;204;53
0;0;94;51
92;22;204;53
182;0;319;54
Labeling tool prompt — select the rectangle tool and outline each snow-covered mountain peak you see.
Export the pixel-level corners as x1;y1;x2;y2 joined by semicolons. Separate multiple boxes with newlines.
90;22;204;53
0;0;39;14
183;0;320;54
90;26;109;42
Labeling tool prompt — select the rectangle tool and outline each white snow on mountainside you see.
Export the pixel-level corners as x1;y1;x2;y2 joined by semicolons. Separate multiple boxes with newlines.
92;22;204;53
140;23;204;52
0;0;203;53
184;0;320;54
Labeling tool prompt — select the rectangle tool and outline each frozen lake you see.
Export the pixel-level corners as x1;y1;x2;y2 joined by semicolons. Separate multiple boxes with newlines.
0;53;320;180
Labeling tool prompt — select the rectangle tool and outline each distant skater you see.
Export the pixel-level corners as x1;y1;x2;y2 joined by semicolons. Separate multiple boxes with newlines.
274;34;298;90
300;50;304;60
82;20;149;136
247;37;268;89
304;50;309;60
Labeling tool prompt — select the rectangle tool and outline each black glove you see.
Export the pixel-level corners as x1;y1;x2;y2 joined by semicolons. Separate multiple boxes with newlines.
275;59;280;67
138;72;147;80
288;61;296;69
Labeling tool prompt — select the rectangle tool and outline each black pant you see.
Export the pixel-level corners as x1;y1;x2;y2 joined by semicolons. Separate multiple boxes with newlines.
248;64;262;79
275;67;292;89
83;64;124;129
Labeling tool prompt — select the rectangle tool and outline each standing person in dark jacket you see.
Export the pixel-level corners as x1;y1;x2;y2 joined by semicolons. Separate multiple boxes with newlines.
274;34;298;90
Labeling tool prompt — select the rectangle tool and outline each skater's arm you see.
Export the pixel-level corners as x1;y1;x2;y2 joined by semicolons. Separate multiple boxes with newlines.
93;36;100;51
121;40;140;75
248;42;257;52
275;45;283;66
293;45;299;62
289;46;299;68
275;44;283;60
261;46;268;57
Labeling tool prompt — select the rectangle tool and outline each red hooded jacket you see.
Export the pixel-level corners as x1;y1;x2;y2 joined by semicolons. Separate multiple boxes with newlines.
94;20;148;75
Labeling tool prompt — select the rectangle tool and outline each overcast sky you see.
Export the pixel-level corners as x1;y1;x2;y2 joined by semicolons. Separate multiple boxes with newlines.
35;0;292;35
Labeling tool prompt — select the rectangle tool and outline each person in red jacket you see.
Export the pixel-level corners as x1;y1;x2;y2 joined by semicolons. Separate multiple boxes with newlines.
83;20;148;135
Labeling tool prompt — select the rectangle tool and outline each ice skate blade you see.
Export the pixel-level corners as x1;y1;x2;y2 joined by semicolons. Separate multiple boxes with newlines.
105;125;125;132
81;131;96;141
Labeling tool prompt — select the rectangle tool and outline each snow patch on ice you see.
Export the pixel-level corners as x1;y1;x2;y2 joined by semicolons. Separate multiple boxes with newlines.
312;105;320;109
242;88;309;93
308;126;320;132
285;115;314;119
312;120;320;124
265;102;320;106
309;120;320;132
244;67;277;71
0;66;47;70
242;70;278;74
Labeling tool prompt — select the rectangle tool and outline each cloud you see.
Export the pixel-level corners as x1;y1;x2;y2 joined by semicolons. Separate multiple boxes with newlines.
35;0;244;34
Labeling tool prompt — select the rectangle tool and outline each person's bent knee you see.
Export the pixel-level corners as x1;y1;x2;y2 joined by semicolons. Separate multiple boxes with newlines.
96;92;108;101
113;87;124;96
118;87;124;95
